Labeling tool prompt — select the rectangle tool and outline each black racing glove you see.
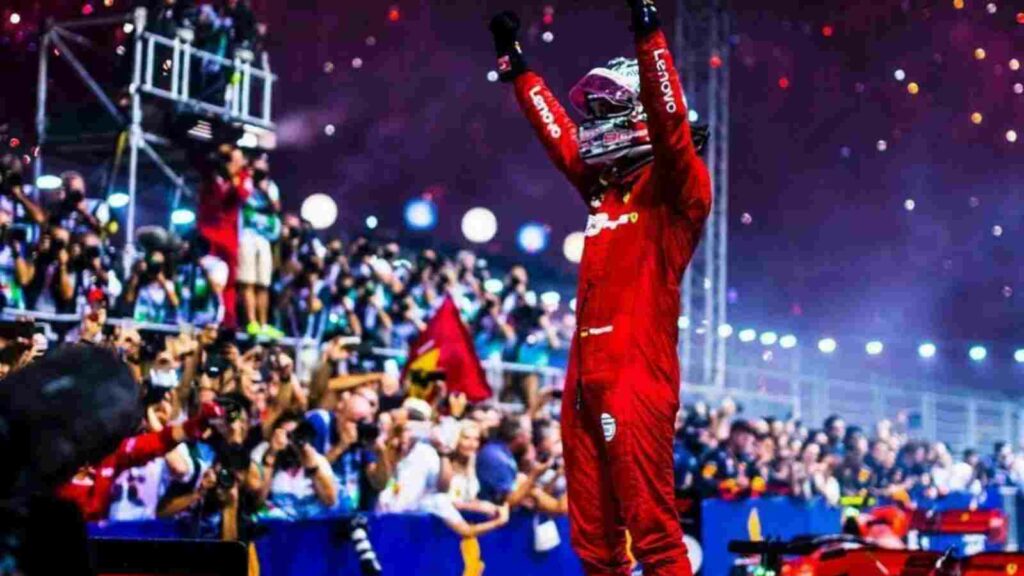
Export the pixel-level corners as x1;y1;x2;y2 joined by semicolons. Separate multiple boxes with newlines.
626;0;661;35
489;11;527;82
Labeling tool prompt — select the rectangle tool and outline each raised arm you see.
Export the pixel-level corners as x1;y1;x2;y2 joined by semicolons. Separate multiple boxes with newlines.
491;12;596;198
628;1;711;216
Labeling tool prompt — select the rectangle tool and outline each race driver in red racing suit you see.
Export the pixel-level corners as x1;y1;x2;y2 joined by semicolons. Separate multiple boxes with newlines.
490;2;711;574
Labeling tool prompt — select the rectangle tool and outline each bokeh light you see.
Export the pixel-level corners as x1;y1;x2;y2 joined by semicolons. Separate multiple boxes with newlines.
975;48;987;60
1008;130;1019;143
1014;83;1024;95
387;6;401;22
365;215;379;230
170;208;196;226
907;82;920;95
108;192;130;208
986;3;997;14
918;342;937;359
969;345;988;362
779;335;798;349
562;232;585;264
717;324;734;339
300;194;339;230
877;140;888;152
738;329;757;343
821;25;834;37
778;76;790;89
992;225;1004;237
1015;349;1024;364
1011;58;1021;71
953;0;964;9
866;341;885;356
404;198;437;231
760;331;779;346
461;208;498;244
904;199;916;211
894;69;906;82
971;112;983;124
35;174;62;190
541;31;554;43
517;222;550;254
818;338;838;354
10;13;21;25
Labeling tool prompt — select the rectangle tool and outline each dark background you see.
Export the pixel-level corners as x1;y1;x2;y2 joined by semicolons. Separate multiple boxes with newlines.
0;0;1021;355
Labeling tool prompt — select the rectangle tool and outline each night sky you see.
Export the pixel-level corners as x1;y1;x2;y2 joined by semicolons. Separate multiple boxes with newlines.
1;0;1021;359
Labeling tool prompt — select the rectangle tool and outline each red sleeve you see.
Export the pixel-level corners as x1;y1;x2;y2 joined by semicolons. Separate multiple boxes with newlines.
513;72;596;200
234;170;253;205
635;31;711;220
111;427;179;472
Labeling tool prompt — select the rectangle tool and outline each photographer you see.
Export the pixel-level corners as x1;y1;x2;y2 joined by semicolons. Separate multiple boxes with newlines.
0;218;36;312
248;412;337;519
48;172;102;237
306;381;391;513
125;249;180;324
175;236;229;327
0;153;47;227
197;143;252;329
238;152;282;338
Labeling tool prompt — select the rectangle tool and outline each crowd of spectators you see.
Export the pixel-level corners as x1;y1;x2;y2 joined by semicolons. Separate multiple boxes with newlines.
674;399;1020;508
2;138;1022;563
4;137;1024;538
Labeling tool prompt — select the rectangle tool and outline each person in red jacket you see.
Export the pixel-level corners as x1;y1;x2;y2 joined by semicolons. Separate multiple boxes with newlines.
490;2;712;574
56;402;224;521
197;143;252;330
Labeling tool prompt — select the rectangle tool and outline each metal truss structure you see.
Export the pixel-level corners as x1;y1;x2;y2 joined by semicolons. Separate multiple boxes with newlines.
676;0;731;389
34;7;276;259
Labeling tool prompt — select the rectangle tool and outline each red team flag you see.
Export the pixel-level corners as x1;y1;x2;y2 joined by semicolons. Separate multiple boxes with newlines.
402;296;493;403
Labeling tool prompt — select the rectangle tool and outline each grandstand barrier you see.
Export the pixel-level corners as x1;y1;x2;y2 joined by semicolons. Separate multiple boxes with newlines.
90;512;584;576
86;490;1024;576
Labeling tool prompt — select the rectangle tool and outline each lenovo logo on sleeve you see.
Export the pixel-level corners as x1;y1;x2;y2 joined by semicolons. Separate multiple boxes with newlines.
652;49;678;114
529;85;563;138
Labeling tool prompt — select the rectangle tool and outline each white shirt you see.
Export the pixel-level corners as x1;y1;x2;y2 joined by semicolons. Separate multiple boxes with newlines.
376;441;440;513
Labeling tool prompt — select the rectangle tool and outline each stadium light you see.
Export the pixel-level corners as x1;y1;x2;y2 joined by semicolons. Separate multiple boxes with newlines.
170;208;196;226
760;331;779;346
678;316;691;330
866;341;884;356
462;207;498;244
738;329;757;343
108;192;130;208
483;278;503;294
300;193;338;230
918;342;937;359
404;198;437;231
818;338;837;354
517;222;549;254
1015;349;1024;364
969;345;988;362
717;324;734;339
779;335;798;349
365;215;379;230
36;174;63;190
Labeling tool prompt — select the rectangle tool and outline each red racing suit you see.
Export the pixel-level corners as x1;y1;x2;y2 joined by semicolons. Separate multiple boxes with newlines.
198;171;252;329
55;427;180;521
513;30;711;576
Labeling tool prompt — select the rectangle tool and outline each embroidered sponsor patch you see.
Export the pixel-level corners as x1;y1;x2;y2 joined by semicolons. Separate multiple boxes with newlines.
601;413;617;442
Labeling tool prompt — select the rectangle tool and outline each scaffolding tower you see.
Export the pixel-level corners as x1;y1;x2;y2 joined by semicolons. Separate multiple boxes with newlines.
676;0;731;389
33;7;277;261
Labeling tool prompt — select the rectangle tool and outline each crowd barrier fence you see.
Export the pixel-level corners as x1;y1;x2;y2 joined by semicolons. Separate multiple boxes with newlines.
88;489;1024;576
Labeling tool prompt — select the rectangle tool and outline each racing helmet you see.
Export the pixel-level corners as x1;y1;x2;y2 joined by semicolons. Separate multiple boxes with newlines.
569;57;708;166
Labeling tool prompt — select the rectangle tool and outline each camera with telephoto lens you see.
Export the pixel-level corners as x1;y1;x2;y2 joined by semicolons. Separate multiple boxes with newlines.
0;153;24;195
340;515;382;576
356;421;380;446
